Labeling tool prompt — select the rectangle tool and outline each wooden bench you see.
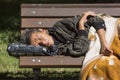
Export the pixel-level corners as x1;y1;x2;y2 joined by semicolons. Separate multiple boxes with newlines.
20;4;120;80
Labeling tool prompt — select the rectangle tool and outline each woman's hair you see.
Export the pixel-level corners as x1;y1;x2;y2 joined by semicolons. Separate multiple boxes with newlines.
21;28;40;44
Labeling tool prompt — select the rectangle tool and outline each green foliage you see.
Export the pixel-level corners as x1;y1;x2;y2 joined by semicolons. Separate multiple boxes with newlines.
0;5;20;43
0;16;20;31
0;30;20;44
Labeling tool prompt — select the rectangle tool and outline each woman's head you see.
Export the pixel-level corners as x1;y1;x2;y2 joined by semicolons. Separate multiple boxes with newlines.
21;28;54;47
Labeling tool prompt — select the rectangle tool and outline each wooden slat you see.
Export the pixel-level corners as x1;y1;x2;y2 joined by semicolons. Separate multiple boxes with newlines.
21;18;63;28
21;7;120;17
21;4;120;8
21;4;120;17
19;56;84;68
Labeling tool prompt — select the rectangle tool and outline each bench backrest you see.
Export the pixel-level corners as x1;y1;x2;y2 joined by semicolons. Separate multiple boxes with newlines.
21;4;120;30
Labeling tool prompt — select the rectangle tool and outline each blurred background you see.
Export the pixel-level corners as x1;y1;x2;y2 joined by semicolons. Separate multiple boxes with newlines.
0;0;120;80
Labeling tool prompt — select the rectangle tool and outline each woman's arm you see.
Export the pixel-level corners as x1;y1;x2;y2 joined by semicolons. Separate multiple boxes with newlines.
79;11;113;56
97;29;113;55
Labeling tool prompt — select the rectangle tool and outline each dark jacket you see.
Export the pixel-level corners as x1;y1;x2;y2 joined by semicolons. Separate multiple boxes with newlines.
48;16;90;57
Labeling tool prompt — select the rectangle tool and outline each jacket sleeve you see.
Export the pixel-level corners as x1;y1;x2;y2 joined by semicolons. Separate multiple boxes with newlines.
67;30;90;57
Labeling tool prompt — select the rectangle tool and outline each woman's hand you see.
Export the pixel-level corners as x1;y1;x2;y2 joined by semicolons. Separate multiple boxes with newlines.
100;40;113;56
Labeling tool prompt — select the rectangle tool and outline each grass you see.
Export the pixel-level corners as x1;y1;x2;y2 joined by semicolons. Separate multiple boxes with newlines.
0;30;81;79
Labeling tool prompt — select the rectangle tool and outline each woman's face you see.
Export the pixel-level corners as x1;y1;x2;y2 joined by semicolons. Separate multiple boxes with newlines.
30;31;54;47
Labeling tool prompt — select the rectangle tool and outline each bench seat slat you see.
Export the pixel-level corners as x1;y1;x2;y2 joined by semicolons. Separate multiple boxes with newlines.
20;56;84;68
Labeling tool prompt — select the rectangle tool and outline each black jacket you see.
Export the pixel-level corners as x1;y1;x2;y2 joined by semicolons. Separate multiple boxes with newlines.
48;16;90;57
